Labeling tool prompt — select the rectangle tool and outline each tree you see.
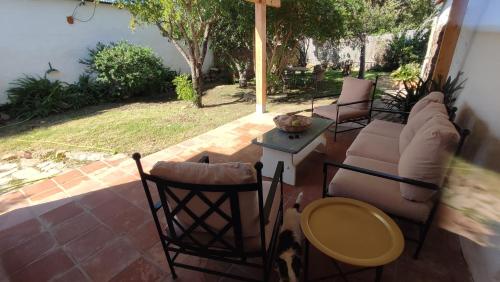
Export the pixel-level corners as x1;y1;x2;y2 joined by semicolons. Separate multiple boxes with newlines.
266;0;346;78
211;1;254;88
340;0;399;78
118;0;225;107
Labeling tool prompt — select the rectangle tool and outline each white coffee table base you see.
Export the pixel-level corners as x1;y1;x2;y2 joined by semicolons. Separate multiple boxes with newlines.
260;133;326;185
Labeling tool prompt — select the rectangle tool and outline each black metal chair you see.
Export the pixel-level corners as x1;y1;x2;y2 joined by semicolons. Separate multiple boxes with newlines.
312;76;379;141
321;124;470;259
133;153;284;282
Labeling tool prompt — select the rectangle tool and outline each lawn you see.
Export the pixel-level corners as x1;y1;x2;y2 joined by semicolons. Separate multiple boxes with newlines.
0;70;390;157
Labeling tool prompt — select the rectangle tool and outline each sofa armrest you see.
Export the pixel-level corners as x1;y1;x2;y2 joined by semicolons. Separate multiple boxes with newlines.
264;161;284;224
322;161;439;197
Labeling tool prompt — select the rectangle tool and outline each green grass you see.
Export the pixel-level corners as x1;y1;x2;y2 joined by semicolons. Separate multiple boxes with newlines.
0;70;390;157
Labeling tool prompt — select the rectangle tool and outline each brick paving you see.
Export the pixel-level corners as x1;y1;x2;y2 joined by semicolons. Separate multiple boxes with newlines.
0;113;471;281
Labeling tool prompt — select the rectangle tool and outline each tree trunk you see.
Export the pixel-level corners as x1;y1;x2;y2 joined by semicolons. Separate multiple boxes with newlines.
358;36;367;79
235;62;249;88
190;62;203;108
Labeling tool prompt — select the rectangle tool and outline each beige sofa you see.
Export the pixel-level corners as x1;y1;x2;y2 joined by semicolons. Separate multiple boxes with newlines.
323;91;470;259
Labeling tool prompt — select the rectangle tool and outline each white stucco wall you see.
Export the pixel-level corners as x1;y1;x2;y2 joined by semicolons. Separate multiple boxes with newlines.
448;0;500;281
0;0;213;105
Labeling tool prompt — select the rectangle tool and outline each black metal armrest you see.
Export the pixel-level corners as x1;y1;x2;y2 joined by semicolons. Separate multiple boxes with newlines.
337;99;371;107
264;161;284;224
198;155;209;163
323;161;439;194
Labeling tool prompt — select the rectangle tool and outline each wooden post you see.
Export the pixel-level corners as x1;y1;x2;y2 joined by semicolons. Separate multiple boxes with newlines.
433;0;469;81
255;1;267;114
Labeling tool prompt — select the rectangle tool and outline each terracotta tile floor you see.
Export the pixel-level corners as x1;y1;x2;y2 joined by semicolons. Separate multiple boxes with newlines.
0;113;471;282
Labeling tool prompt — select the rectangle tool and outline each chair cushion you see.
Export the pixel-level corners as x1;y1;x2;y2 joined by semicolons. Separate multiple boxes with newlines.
399;116;460;202
313;104;369;123
408;92;445;120
150;161;262;238
346;132;400;164
338;77;374;109
361;119;404;139
165;181;281;252
399;102;448;154
328;156;433;223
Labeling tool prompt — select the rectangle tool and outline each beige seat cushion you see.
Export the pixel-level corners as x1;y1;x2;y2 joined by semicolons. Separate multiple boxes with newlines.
164;181;281;252
150;161;264;238
399;102;448;154
408;91;445;120
346;132;400;164
338;77;374;109
313;104;369;122
361;119;404;139
399;116;460;202
328;156;433;223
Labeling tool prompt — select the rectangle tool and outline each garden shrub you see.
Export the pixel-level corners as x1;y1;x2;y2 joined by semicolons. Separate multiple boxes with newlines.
382;29;429;71
173;74;197;103
83;41;175;99
390;63;421;83
6;75;71;119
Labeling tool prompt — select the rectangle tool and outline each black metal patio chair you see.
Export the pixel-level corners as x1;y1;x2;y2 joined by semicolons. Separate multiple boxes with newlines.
133;153;284;282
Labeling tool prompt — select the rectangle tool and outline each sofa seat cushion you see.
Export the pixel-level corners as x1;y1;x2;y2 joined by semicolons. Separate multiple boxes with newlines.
313;104;369;122
328;156;433;223
346;132;400;164
399;115;460;202
165;181;280;252
150;161;263;238
399;102;448;154
361;119;404;139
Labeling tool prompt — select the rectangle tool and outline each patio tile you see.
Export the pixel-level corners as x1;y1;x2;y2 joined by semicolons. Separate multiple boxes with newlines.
91;195;133;222
0;207;35;232
59;175;90;190
28;186;65;202
64;225;115;262
81;237;140;281
78;188;116;209
101;204;150;235
53;169;85;185
0;231;55;275
0;218;42;252
0;191;28;213
39;201;84;228
79;160;109;174
21;179;57;197
52;212;100;244
53;267;89;282
9;249;74;282
110;257;166;282
145;241;168;269
127;220;160;252
66;179;105;197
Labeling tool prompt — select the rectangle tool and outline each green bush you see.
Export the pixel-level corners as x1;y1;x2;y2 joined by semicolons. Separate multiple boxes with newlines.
390;63;421;83
83;41;175;99
65;74;107;109
383;29;429;71
173;74;197;103
7;75;71;119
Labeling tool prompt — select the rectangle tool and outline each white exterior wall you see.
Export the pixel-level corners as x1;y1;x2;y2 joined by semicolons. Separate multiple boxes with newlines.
0;0;213;105
448;0;500;281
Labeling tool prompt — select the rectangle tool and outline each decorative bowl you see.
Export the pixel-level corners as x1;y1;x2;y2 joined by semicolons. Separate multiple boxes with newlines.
273;114;312;133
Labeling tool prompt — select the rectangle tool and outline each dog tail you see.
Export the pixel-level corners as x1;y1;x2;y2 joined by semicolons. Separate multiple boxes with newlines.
293;192;303;211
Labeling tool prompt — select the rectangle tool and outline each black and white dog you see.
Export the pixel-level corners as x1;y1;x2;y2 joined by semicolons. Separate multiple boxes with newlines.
275;192;303;282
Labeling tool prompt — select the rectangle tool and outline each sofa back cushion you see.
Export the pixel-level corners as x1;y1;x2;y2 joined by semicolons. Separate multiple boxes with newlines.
398;115;460;202
408;92;445;120
399;102;448;154
150;161;261;237
338;77;373;109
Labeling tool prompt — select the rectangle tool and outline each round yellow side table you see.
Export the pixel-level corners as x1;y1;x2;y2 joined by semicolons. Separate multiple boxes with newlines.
300;197;404;282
